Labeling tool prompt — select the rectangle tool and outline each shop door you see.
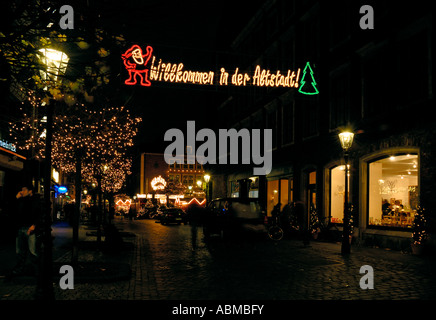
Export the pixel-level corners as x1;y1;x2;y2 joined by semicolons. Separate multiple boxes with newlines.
307;171;317;226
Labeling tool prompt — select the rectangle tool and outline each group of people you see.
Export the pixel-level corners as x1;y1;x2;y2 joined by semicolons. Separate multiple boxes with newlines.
270;201;312;245
271;202;305;232
382;199;408;219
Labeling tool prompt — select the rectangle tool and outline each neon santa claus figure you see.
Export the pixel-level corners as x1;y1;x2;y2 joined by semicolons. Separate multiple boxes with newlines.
122;45;153;86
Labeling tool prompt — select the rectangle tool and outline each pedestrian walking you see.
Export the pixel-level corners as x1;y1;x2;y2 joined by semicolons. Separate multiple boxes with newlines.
294;201;310;246
271;203;282;223
9;184;41;278
187;204;202;250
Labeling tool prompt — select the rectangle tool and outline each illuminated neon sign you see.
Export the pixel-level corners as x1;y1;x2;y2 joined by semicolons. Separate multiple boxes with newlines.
122;44;318;94
121;45;153;86
151;175;167;191
55;185;67;194
0;139;16;152
298;62;319;95
180;198;206;207
116;199;131;206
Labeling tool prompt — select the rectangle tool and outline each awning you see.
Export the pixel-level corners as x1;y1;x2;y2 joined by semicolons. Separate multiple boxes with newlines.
0;153;24;171
225;163;293;181
266;163;293;180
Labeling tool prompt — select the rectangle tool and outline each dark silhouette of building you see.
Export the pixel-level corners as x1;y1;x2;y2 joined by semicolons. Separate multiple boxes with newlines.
209;0;435;250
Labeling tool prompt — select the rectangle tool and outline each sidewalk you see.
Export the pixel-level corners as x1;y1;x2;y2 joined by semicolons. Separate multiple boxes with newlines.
1;217;436;300
0;219;134;300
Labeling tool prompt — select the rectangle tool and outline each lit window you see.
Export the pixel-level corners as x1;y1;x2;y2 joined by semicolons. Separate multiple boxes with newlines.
368;154;418;228
330;165;348;223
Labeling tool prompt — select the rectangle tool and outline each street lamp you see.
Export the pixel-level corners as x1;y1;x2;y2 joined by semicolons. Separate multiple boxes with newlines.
204;174;211;203
338;131;354;255
37;48;69;300
38;48;69;86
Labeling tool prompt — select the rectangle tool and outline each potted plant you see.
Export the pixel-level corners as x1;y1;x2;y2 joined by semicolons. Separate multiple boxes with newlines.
411;206;427;255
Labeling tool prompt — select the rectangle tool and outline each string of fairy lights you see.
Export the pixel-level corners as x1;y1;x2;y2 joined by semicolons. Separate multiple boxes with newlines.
10;90;142;194
412;206;427;245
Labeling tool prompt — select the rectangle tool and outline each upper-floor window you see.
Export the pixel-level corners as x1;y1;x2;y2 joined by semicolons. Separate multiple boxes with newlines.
282;101;294;145
330;69;350;130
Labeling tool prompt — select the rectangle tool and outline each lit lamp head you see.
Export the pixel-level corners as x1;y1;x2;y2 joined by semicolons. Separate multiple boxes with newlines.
338;132;354;152
38;48;69;85
204;174;211;183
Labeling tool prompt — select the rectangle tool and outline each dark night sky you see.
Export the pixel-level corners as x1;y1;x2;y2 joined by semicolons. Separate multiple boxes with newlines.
101;0;264;154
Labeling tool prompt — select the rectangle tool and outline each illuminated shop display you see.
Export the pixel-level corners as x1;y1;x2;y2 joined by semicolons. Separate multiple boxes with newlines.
122;44;318;94
368;154;419;228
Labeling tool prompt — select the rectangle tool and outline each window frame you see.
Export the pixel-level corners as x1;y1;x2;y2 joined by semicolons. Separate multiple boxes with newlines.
366;152;420;231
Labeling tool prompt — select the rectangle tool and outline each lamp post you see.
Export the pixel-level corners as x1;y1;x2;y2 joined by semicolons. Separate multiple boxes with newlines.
36;48;69;300
338;131;354;255
204;174;211;204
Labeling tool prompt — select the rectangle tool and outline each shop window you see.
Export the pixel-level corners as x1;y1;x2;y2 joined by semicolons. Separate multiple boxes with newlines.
267;180;279;216
330;165;349;223
368;154;418;228
280;179;289;208
307;171;317;219
249;177;259;198
267;179;289;216
230;181;239;198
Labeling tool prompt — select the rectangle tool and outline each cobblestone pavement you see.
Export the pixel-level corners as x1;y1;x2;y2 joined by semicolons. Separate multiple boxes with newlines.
1;217;436;301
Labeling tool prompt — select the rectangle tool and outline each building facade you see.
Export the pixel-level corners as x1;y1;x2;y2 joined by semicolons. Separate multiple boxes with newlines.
139;152;207;199
210;0;435;250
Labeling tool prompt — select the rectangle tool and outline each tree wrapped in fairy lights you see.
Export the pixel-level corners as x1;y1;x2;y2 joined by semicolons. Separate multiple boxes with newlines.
10;103;141;193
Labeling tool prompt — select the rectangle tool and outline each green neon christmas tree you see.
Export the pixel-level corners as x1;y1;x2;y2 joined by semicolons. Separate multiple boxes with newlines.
298;62;319;95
